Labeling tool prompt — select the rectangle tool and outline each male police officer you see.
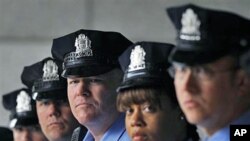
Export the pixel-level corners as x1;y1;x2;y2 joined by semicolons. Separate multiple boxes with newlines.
2;88;48;141
51;29;132;141
21;57;83;141
166;4;250;141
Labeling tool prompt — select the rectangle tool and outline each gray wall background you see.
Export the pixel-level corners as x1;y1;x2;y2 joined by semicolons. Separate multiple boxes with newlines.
0;0;250;127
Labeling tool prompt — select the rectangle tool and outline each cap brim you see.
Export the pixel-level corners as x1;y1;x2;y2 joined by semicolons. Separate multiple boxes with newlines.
62;65;115;78
33;89;68;100
169;48;228;65
34;80;66;93
11;117;39;128
117;77;166;92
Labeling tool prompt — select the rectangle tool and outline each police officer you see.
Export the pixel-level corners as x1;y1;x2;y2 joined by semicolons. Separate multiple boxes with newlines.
166;3;250;141
51;29;133;141
116;41;199;141
2;88;48;141
21;57;83;141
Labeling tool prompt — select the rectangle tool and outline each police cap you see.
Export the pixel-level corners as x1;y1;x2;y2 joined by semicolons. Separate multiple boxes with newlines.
21;57;67;100
117;41;174;92
51;29;133;77
2;88;38;128
167;3;250;65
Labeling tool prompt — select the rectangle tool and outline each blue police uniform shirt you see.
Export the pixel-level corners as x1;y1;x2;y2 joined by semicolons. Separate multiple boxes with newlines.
82;114;130;141
204;110;250;141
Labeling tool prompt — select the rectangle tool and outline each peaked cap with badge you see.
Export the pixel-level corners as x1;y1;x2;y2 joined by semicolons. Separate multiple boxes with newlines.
2;88;38;128
51;29;133;77
117;41;175;92
21;57;67;100
167;3;250;65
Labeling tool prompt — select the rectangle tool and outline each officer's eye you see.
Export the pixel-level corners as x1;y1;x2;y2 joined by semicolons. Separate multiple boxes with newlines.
179;66;188;72
143;104;157;113
174;64;189;73
193;66;204;73
193;66;213;76
29;125;41;132
55;99;69;106
40;100;50;106
86;78;105;85
125;107;134;115
68;79;80;85
14;126;24;132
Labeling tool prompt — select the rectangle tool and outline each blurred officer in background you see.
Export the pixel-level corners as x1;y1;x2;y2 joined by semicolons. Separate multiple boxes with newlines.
116;41;199;141
0;126;14;141
51;29;133;141
2;88;48;141
167;3;250;141
21;57;83;141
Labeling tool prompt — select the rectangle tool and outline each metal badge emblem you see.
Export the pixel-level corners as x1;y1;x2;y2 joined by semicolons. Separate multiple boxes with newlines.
43;60;59;81
128;45;146;72
16;90;31;113
180;8;201;41
74;34;93;58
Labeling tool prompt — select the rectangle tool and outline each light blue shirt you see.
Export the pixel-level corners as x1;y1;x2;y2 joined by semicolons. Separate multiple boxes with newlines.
82;114;130;141
204;110;250;141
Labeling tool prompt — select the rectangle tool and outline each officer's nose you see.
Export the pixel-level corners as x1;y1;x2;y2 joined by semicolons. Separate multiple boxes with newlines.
75;80;91;97
130;109;145;127
177;69;199;94
48;102;61;117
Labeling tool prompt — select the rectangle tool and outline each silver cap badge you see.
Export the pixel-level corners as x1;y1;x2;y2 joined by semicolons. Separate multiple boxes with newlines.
43;60;59;81
128;45;146;72
74;34;93;57
180;8;201;41
16;90;31;113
